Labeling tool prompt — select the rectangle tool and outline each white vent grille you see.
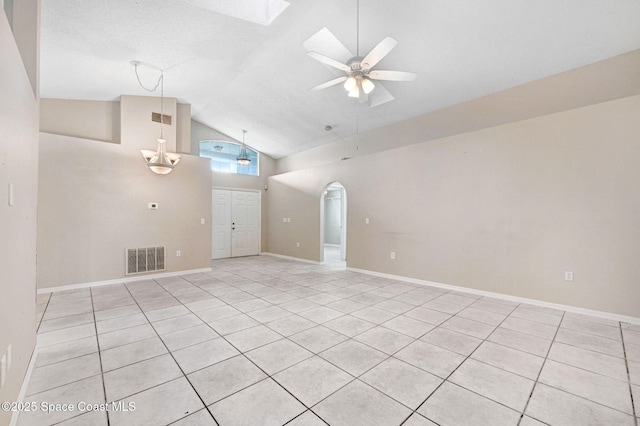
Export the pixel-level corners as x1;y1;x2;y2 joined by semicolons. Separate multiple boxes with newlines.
126;246;166;275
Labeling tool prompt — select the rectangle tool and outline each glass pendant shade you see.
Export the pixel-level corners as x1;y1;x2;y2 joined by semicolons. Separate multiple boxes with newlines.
237;130;252;166
343;76;357;91
237;146;251;165
361;77;375;94
133;64;182;175
141;138;181;175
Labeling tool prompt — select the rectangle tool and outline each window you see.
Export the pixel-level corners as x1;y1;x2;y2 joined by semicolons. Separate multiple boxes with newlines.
199;140;259;176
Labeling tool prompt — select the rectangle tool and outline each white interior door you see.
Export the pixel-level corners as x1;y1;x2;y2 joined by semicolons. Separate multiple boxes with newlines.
232;191;260;257
212;190;232;259
212;189;260;259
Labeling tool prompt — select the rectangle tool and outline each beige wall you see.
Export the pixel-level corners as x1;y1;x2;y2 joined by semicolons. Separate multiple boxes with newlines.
121;95;177;152
40;98;121;143
191;120;276;252
268;95;640;318
0;2;39;423
176;103;191;154
40;97;193;148
37;95;211;289
37;133;212;288
9;0;38;95
277;49;640;174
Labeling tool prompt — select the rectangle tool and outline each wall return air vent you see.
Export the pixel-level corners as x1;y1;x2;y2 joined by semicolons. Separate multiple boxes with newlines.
126;246;166;275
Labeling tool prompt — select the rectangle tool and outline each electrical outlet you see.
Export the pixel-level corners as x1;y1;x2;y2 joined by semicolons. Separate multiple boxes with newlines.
296;242;300;247
365;217;369;225
200;218;205;225
390;252;396;260
282;218;286;223
564;271;574;281
176;250;181;257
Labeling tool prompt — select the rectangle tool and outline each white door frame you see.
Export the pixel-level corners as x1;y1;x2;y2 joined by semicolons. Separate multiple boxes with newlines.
212;187;262;259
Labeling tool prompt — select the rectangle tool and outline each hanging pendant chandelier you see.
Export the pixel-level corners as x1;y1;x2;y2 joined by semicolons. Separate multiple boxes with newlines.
133;61;181;175
140;138;181;175
237;130;251;166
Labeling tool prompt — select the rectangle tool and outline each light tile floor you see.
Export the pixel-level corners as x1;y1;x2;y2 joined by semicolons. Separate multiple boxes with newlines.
17;255;640;425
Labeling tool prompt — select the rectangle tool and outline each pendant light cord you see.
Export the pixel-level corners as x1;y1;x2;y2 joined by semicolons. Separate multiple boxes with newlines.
133;62;165;138
356;102;359;152
160;72;164;139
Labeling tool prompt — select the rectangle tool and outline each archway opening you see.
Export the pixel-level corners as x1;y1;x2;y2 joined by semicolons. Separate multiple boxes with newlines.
320;182;347;266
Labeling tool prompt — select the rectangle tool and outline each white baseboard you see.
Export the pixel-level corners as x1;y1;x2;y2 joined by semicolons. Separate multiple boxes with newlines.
261;252;320;265
37;267;213;294
347;267;640;325
10;344;39;426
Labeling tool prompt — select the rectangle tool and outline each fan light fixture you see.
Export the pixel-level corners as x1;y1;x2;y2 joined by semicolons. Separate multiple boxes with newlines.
306;0;416;106
346;75;375;98
133;61;181;175
237;130;251;166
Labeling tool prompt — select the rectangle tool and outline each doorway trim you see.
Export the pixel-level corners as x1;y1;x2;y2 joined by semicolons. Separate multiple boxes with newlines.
320;182;347;263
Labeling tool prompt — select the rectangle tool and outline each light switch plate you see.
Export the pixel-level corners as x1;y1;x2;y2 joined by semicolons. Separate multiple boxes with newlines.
1;354;6;387
8;182;14;206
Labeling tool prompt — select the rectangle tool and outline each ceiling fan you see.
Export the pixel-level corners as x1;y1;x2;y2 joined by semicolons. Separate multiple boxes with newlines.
306;34;416;106
304;1;416;108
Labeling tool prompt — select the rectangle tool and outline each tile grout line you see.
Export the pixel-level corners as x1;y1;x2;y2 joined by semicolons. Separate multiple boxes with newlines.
171;260;640;424
214;258;624;421
30;263;390;424
119;281;221;426
88;286;112;426
125;266;540;423
175;285;336;425
516;311;566;426
186;264;437;423
135;270;367;424
30;259;638;426
401;300;522;425
619;323;638;426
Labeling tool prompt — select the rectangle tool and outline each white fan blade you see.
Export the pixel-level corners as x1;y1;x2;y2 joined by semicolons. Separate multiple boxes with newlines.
369;82;394;108
311;76;348;91
307;52;351;72
361;37;398;69
303;27;353;63
368;70;417;82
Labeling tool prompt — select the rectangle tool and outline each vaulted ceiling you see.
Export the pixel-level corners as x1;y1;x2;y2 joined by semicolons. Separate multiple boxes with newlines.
40;0;640;159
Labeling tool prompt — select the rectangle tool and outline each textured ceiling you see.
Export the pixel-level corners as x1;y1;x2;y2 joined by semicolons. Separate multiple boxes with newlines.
40;0;640;159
